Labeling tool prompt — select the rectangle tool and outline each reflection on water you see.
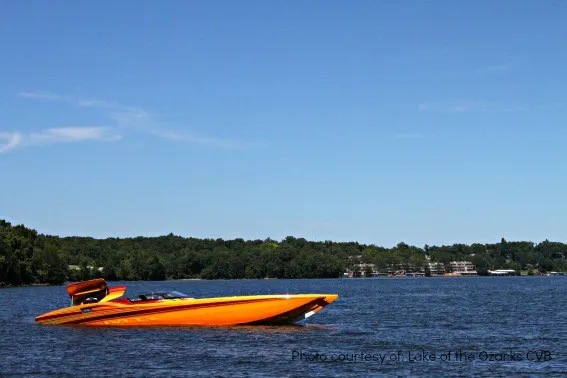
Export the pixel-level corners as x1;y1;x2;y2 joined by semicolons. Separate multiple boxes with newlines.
1;277;567;377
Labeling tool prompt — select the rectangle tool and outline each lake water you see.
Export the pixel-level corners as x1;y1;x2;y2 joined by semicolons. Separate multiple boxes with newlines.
1;277;566;377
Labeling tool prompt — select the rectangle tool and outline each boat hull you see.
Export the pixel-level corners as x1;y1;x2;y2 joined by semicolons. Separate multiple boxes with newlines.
35;294;338;327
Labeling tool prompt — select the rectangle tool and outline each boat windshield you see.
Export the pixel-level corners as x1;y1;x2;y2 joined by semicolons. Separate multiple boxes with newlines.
129;290;192;301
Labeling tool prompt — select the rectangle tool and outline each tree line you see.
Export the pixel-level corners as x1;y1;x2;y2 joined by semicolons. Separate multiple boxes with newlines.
1;218;567;286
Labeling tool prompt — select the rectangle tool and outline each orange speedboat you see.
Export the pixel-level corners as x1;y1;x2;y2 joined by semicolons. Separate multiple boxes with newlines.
35;278;339;327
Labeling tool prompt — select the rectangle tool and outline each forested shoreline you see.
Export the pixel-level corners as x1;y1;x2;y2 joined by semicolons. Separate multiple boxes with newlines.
1;218;567;286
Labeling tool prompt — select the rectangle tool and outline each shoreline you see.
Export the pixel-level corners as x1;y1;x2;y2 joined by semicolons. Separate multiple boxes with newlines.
0;283;54;288
2;274;563;289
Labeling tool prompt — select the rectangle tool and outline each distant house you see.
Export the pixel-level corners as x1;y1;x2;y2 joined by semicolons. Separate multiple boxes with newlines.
351;263;378;277
344;263;390;278
68;265;103;272
449;261;477;276
428;262;445;275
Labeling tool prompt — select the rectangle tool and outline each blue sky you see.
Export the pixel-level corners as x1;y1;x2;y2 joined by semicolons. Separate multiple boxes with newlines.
1;1;566;247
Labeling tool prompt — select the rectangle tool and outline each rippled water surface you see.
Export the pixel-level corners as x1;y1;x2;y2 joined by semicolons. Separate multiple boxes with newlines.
1;277;566;377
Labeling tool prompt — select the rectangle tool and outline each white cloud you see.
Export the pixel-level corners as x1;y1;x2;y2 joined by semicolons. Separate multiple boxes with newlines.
0;132;23;153
29;127;122;144
14;90;262;152
149;129;258;149
0;127;121;153
109;107;150;125
78;99;115;108
17;91;62;101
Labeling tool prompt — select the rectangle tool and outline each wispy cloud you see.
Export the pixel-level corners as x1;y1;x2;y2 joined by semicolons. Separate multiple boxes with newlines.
17;91;62;101
0;133;23;153
29;127;122;144
4;90;260;153
0;127;122;153
147;129;257;149
418;101;524;114
77;99;115;108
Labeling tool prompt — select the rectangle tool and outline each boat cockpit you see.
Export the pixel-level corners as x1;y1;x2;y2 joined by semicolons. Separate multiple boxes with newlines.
129;291;194;302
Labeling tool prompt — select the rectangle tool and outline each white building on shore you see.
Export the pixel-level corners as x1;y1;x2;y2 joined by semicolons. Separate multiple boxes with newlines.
449;261;477;276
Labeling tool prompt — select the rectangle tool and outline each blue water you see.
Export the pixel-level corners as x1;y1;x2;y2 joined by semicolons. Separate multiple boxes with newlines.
1;277;566;377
